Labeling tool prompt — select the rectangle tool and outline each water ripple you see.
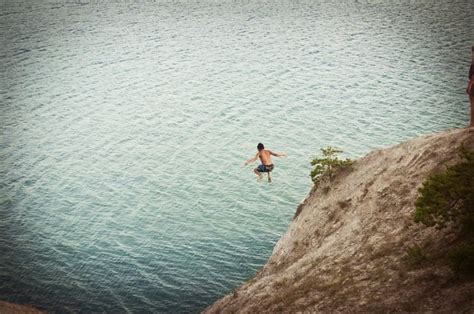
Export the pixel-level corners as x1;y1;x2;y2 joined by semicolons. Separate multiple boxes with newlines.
1;0;472;312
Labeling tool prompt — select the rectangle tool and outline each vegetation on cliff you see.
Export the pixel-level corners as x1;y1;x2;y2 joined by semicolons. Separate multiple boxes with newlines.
310;147;353;182
414;145;474;275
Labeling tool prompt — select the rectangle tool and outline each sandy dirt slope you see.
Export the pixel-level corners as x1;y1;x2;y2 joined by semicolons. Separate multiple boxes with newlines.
0;301;44;314
205;128;474;313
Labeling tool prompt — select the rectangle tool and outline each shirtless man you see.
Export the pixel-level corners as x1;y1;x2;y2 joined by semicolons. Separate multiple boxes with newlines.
244;143;287;182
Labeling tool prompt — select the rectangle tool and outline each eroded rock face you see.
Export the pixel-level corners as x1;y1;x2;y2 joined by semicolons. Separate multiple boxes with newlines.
0;301;44;314
205;128;474;313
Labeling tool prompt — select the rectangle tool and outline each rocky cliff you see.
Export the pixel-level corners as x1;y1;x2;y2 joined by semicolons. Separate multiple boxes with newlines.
0;301;43;314
205;128;474;313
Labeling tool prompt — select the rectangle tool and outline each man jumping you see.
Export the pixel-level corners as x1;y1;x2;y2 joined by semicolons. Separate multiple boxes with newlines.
244;143;287;182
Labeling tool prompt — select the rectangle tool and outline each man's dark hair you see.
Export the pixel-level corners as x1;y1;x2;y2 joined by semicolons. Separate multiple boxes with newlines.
257;143;264;151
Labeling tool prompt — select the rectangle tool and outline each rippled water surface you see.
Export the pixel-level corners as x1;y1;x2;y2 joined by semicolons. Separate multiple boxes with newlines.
1;0;472;312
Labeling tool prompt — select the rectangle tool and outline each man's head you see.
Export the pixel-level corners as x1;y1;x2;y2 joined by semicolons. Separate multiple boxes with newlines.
257;143;264;151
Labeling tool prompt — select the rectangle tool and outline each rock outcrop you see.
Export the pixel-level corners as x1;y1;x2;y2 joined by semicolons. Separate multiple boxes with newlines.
205;128;474;313
0;301;43;314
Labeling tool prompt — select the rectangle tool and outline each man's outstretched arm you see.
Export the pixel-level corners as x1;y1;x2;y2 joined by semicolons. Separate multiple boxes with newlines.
270;150;288;157
244;152;259;166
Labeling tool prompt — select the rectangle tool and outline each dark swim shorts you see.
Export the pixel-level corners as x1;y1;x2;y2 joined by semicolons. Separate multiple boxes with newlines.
257;164;274;172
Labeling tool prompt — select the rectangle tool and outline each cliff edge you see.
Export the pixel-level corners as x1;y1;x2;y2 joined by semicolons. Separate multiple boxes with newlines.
205;128;474;313
0;301;43;314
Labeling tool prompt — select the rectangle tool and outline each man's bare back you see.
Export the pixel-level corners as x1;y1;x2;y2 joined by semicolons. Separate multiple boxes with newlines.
258;149;273;166
244;143;287;182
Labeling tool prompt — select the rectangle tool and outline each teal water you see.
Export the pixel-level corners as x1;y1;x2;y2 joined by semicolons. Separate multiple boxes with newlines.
1;0;472;312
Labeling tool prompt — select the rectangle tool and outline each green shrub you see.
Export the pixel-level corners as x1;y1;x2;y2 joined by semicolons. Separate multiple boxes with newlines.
310;147;353;182
405;245;425;265
414;145;474;274
447;243;474;276
414;145;474;232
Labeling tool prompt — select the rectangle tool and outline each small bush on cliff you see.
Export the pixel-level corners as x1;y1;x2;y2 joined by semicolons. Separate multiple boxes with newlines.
405;245;426;266
414;145;474;231
310;147;353;182
448;243;474;274
414;145;474;274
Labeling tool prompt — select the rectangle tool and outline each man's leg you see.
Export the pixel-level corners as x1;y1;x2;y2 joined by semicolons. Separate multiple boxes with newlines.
267;171;272;182
254;168;263;180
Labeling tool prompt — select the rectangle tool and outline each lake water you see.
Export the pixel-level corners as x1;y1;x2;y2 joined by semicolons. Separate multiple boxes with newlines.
1;0;472;312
